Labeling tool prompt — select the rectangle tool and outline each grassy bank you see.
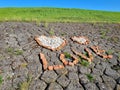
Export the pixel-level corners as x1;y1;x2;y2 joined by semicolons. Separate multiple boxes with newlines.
0;8;120;23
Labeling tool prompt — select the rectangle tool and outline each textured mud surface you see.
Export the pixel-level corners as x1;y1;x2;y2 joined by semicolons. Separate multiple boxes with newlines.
0;22;120;90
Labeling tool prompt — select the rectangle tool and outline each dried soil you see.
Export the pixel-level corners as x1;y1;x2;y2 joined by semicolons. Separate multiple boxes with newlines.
0;22;120;90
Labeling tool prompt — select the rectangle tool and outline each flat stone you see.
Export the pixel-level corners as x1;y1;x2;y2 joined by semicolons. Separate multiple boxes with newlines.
96;82;108;90
5;37;19;47
25;54;36;63
66;66;78;72
67;72;79;81
102;75;116;90
11;58;23;70
12;78;25;89
57;75;70;87
55;68;68;75
62;45;71;53
2;65;13;73
105;66;119;79
22;49;32;57
17;33;29;46
92;75;103;83
29;80;47;90
41;71;58;83
48;82;63;90
116;77;120;84
30;47;42;55
92;57;101;65
49;53;63;65
84;83;99;90
66;80;84;90
0;58;12;66
14;67;28;79
92;68;103;75
108;54;118;65
79;74;89;84
95;62;108;72
116;84;120;90
78;66;91;74
41;48;49;55
27;62;42;78
0;80;13;90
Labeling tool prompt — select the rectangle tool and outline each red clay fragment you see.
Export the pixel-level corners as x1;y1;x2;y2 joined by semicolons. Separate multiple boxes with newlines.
71;48;93;63
85;48;94;61
60;54;69;65
53;65;64;70
60;53;79;66
48;65;64;70
48;66;54;70
40;53;65;71
40;53;48;70
71;36;90;45
90;46;113;59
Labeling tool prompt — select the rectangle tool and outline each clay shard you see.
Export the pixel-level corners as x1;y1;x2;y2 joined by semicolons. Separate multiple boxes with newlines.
48;65;64;70
40;53;65;71
71;36;90;45
71;48;93;63
40;53;48;70
60;53;79;66
35;35;67;51
90;46;113;59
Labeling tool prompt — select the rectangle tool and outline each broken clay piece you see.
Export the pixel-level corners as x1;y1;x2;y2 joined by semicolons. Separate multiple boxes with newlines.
40;53;48;70
60;53;79;66
48;65;64;70
35;35;67;51
71;48;93;63
85;48;94;61
40;53;64;70
90;46;113;59
71;36;90;45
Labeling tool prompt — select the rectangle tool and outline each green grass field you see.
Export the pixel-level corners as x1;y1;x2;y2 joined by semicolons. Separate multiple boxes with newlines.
0;8;120;23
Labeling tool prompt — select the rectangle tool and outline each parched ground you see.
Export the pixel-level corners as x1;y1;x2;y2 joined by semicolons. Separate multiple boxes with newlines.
0;22;120;90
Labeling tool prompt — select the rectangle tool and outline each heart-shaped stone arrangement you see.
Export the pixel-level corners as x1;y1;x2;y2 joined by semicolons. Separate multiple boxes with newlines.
35;35;66;51
71;36;89;45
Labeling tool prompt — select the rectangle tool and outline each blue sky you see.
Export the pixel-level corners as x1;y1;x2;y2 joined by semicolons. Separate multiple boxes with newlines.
0;0;120;11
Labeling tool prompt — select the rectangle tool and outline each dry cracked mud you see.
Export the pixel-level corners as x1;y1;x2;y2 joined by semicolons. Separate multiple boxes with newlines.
0;22;120;90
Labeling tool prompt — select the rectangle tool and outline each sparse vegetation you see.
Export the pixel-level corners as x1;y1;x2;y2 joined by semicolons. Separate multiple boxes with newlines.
14;49;23;55
19;75;32;90
6;47;23;55
0;55;4;60
0;75;3;85
106;49;114;55
7;47;14;53
80;59;90;67
100;29;109;39
49;28;55;36
64;52;71;59
20;63;28;68
86;74;94;82
36;21;40;26
61;32;67;36
44;22;49;28
0;8;120;23
118;52;120;60
110;36;119;43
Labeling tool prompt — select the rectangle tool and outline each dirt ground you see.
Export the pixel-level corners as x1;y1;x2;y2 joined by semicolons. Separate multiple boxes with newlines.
0;22;120;90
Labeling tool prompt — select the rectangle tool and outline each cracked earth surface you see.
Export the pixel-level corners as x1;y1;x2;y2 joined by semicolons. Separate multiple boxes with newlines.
0;22;120;90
